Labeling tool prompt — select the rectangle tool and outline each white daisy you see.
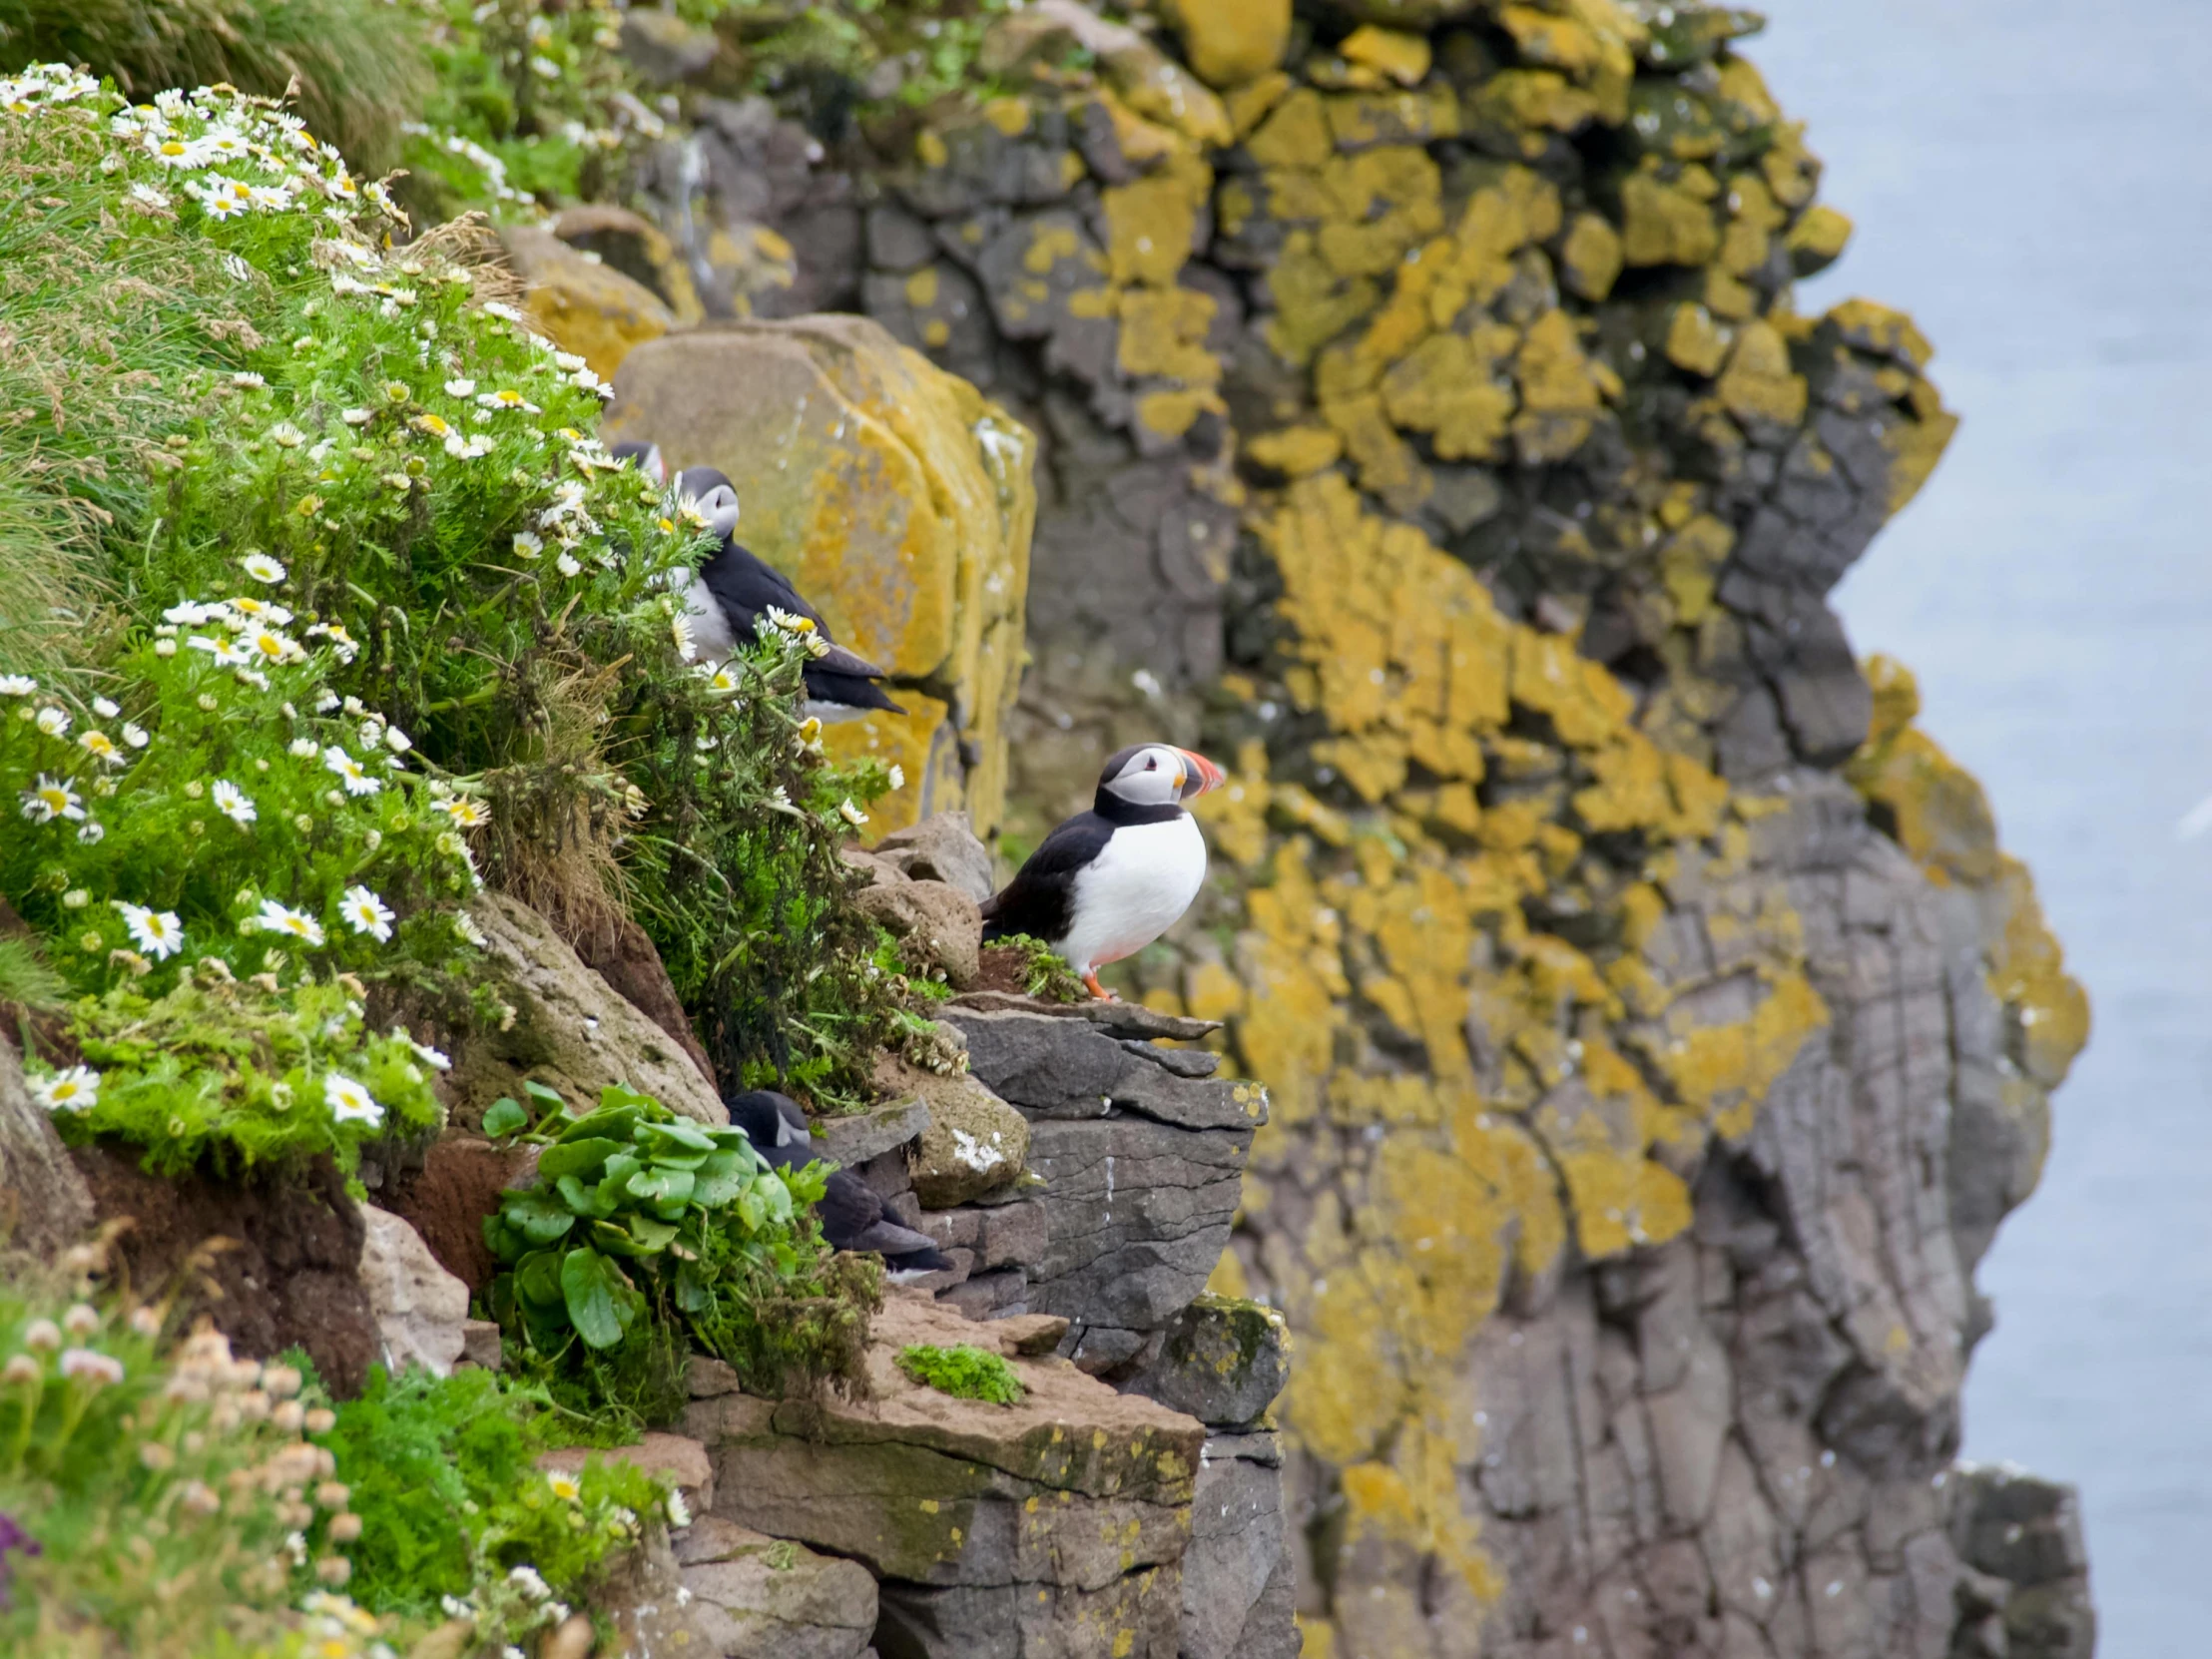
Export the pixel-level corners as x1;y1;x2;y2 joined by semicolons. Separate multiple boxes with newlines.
34;705;70;737
837;799;868;828
21;775;84;823
128;181;172;212
76;820;105;845
453;910;487;947
30;1066;100;1114
212;781;257;826
671;612;697;662
267;423;305;450
288;738;319;759
228;597;292;624
408;1039;452;1072
122;724;150;750
340;407;371;426
337;885;393;941
322;1073;382;1129
188;635;248;667
476;388;540;414
92;698;120;719
241;553;286;583
439;798;489;829
0;674;36;696
77;730;124;767
443;377;476;397
555;553;582;578
321;747;381;797
252;898;325;947
115;902;185;960
887;765;905;791
163;601;222;626
700;663;739;695
512;531;543;559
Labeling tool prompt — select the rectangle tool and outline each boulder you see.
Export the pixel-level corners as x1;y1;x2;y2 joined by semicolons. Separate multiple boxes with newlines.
1180;1433;1299;1659
616;8;721;88
869;812;996;906
501;226;675;382
675;1519;879;1659
551;204;705;323
604;316;1036;838
448;894;727;1129
906;1073;1029;1208
565;908;717;1086
0;1036;92;1258
686;1291;1206;1659
1128;1294;1290;1429
852;879;982;989
937;1005;1265;1355
1160;0;1292;88
358;1207;470;1378
816;1096;930;1170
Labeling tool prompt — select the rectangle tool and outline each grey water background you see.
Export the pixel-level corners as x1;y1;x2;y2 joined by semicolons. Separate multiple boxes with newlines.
1751;3;2212;1650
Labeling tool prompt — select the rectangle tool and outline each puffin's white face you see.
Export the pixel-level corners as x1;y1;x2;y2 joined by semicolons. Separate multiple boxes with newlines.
679;475;743;541
1100;744;1226;808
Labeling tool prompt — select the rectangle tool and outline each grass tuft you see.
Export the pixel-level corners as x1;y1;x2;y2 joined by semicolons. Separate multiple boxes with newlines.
0;0;430;168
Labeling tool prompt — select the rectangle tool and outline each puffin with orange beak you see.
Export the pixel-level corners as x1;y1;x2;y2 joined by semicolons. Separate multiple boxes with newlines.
980;743;1226;1000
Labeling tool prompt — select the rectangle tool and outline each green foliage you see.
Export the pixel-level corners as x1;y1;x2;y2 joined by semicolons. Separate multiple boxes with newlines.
0;72;899;1111
0;0;431;170
319;1363;670;1644
486;1083;879;1422
41;976;446;1178
0;935;64;1013
715;0;1023;121
400;0;659;222
0;1275;372;1657
894;1343;1024;1404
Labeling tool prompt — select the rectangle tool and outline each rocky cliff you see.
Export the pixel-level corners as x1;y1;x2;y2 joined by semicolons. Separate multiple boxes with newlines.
486;4;2098;1652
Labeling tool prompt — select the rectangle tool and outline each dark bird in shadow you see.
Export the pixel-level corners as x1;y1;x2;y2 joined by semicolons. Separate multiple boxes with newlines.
609;441;903;716
723;1090;951;1281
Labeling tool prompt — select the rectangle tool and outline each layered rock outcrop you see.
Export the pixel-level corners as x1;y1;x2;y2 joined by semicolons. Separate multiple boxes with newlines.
584;2;2093;1654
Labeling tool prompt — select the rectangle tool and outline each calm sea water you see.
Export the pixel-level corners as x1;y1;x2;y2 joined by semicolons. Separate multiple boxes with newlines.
1751;4;2212;1652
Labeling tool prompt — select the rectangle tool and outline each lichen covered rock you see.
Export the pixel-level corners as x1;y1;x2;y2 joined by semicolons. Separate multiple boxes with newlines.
501;224;675;381
603;315;1034;837
905;1070;1029;1208
447;893;727;1129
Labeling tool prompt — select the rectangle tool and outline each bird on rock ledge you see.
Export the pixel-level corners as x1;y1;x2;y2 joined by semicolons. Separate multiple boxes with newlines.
723;1090;952;1282
981;743;1226;1000
610;440;903;716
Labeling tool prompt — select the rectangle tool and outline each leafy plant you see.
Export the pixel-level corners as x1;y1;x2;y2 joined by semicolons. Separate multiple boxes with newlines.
484;1083;879;1422
894;1343;1024;1404
981;935;1086;1003
317;1362;671;1644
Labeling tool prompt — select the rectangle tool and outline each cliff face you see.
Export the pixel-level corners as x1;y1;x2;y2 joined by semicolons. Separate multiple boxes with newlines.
553;3;2094;1652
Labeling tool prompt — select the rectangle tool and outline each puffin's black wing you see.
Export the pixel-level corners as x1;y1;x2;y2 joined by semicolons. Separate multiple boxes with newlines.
700;543;904;713
817;1171;949;1262
979;811;1116;945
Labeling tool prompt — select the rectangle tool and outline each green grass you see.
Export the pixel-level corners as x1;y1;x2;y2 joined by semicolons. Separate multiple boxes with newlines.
0;0;429;168
895;1342;1025;1404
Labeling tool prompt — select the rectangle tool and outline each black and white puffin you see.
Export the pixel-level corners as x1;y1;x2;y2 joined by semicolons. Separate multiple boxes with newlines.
980;743;1226;1000
724;1090;952;1282
609;441;902;716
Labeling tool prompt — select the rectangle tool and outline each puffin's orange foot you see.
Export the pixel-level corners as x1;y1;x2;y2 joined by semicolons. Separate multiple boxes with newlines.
1082;971;1119;1002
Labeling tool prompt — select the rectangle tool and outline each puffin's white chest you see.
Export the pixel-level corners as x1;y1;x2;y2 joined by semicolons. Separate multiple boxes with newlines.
1057;814;1208;972
681;569;736;660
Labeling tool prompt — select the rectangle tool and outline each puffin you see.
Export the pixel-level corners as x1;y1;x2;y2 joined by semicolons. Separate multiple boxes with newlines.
724;1091;952;1282
980;743;1226;1000
608;441;902;716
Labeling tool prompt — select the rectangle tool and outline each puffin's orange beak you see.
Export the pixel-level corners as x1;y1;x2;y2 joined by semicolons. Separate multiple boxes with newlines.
1175;749;1226;801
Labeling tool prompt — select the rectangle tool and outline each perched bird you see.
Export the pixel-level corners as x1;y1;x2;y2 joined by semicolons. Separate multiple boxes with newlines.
607;440;902;715
980;743;1225;1000
724;1090;951;1282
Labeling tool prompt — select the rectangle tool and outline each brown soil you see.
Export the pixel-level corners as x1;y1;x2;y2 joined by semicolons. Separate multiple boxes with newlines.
381;1134;539;1294
72;1145;379;1396
966;941;1074;1000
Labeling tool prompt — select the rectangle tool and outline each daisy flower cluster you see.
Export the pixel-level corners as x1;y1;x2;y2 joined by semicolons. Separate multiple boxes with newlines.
106;82;393;233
